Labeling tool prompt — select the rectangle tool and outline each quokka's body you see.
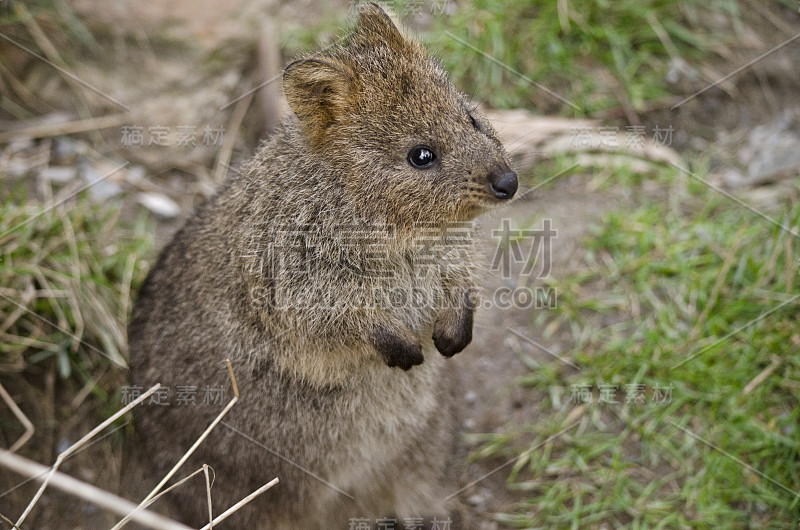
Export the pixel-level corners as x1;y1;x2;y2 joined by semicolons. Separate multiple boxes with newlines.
128;4;517;527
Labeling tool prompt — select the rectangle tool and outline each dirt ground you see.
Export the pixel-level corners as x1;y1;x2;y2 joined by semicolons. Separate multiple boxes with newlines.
451;176;628;527
1;0;799;528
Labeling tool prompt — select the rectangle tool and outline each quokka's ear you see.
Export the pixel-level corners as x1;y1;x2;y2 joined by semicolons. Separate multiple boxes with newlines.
283;58;354;144
351;2;411;53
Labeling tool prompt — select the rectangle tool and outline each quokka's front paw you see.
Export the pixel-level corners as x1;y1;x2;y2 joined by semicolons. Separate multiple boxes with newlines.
433;291;475;357
433;314;473;357
370;325;424;370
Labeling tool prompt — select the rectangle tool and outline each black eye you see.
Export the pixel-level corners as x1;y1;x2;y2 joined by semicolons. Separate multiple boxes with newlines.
407;145;437;169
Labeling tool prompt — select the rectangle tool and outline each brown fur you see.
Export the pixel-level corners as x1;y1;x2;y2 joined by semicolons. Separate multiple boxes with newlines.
128;4;516;527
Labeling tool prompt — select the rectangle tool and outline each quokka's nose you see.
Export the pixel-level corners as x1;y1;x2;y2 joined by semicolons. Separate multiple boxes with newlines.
489;170;518;200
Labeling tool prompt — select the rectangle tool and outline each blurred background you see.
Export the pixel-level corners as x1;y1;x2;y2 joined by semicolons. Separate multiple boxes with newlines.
1;0;799;528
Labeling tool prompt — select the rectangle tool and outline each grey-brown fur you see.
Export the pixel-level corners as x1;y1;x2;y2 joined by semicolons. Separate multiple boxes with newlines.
128;4;516;527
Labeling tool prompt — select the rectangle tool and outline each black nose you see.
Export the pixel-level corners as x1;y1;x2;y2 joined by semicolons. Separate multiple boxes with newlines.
489;171;518;200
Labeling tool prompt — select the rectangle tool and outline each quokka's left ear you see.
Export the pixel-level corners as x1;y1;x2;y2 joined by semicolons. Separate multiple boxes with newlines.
283;57;355;145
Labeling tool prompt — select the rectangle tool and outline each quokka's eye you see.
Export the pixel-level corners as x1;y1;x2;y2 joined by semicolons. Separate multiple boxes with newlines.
407;145;437;169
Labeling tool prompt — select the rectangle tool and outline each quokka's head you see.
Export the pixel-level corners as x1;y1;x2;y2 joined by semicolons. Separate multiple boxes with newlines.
283;2;517;231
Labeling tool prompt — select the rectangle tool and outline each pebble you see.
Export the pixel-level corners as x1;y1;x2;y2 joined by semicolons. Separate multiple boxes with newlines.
467;493;484;507
126;165;146;183
137;192;181;218
52;137;80;165
40;165;77;184
81;163;123;200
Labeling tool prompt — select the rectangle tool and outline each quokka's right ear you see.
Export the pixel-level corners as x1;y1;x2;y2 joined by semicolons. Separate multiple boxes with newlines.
283;57;354;145
352;3;406;46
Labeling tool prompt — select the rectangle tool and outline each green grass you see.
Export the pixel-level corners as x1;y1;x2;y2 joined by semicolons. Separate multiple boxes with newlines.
0;182;152;404
428;0;735;116
260;0;742;119
471;162;800;527
269;0;737;118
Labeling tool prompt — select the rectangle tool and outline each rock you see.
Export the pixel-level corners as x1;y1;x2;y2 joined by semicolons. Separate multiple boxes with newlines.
52;137;80;165
40;165;78;184
126;165;146;184
80;163;123;200
503;335;521;352
137;192;181;218
741;110;800;186
6;159;30;177
466;487;493;509
8;138;34;152
665;57;699;85
720;168;747;188
467;493;485;507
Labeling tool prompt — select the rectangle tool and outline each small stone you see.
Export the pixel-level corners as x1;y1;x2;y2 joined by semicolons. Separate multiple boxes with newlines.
52;137;80;165
137;192;181;218
81;164;123;200
7;160;30;177
126;165;146;183
721;168;747;188
467;492;484;506
40;165;77;184
8;138;33;152
503;336;520;351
